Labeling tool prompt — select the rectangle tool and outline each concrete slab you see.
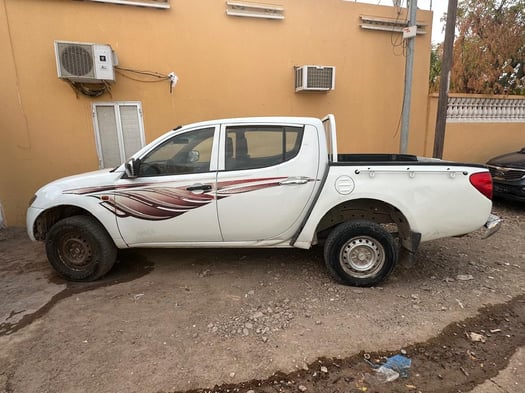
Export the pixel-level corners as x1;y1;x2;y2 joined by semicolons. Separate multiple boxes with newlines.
470;347;524;393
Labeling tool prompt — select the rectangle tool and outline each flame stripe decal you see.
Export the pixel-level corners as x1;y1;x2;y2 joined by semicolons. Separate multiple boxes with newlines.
64;177;289;221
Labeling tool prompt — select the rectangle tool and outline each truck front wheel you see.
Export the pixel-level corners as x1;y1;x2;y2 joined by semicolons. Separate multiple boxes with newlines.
45;216;117;281
324;220;397;287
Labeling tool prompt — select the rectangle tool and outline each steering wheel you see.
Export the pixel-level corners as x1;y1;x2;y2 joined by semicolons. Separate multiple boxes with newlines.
139;163;162;176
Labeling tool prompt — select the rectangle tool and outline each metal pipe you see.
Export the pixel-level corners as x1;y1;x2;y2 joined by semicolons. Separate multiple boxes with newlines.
399;0;418;154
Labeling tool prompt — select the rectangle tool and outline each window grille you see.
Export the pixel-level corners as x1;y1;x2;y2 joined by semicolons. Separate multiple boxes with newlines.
92;102;146;168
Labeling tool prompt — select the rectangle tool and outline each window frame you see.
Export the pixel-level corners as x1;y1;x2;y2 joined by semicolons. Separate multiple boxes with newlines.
220;124;305;172
137;126;217;177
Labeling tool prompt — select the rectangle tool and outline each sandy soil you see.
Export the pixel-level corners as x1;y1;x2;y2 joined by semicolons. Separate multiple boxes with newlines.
0;200;524;393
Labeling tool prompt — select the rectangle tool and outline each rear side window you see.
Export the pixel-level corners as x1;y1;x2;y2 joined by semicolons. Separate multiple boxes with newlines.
225;126;304;171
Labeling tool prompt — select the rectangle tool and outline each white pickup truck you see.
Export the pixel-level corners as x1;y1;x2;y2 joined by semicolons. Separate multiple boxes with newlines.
27;115;501;286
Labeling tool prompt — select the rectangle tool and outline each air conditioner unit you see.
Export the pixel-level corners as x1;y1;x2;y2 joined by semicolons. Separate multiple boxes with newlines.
295;65;335;92
54;41;117;83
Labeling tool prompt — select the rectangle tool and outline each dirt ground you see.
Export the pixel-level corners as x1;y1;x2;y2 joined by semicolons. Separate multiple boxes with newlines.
0;200;524;393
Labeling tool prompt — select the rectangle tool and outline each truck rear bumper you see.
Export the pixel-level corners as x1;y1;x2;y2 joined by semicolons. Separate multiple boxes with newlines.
483;213;502;239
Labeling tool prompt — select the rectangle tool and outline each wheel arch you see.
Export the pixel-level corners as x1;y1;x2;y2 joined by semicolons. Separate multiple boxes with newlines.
33;205;104;241
315;198;420;253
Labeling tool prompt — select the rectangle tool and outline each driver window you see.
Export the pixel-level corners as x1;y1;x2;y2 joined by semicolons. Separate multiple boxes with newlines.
138;127;215;176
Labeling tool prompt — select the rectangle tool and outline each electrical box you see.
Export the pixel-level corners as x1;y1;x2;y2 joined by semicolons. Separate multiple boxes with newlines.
295;65;335;92
54;41;117;83
402;25;417;39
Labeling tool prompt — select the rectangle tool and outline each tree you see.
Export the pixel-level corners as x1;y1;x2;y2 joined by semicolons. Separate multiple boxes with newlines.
450;0;525;95
429;44;442;93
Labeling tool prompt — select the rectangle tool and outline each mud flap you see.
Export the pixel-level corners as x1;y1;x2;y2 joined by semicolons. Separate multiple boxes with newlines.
399;230;421;266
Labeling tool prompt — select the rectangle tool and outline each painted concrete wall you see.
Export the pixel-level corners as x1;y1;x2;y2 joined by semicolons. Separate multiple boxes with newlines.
1;0;433;225
425;95;525;163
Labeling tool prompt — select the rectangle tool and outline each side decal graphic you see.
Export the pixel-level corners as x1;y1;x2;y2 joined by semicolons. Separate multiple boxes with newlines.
64;177;287;221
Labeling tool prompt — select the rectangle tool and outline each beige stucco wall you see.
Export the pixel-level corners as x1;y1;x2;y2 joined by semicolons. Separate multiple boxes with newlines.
425;94;525;163
0;0;432;225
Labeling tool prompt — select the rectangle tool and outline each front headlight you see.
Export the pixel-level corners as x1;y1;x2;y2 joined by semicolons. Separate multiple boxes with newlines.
28;195;37;207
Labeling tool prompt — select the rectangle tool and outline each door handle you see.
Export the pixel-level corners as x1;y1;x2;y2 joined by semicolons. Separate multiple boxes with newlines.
279;177;310;185
186;184;212;192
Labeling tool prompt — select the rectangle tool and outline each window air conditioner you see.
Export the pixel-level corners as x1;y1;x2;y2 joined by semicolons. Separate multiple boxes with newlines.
54;41;117;83
295;65;335;92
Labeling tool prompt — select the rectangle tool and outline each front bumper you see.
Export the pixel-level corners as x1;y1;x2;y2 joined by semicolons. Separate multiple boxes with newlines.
482;213;502;239
26;206;44;241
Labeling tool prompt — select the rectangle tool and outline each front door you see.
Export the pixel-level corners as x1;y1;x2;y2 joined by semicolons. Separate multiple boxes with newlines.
115;126;222;246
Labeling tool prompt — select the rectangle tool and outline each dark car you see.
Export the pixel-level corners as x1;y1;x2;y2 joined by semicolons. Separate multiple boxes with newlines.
486;148;525;202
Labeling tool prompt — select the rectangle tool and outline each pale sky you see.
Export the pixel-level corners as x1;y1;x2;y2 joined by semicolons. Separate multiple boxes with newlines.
352;0;449;43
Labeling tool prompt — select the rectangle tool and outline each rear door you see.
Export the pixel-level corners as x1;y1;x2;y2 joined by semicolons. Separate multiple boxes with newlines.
216;122;320;242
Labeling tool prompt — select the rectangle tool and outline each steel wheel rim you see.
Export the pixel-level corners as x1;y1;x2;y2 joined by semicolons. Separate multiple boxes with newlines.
58;233;93;270
339;236;385;278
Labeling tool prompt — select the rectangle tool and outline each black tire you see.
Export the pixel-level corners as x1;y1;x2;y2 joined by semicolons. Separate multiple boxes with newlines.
45;216;117;281
324;220;397;287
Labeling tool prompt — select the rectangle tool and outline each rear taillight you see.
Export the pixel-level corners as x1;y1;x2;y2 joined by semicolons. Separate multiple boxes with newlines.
469;172;493;200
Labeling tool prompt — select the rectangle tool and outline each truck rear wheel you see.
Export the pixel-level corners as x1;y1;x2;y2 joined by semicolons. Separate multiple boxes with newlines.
45;216;117;281
324;220;397;287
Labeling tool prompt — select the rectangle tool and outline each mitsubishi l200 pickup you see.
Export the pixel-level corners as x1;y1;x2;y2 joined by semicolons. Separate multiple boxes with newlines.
27;115;501;286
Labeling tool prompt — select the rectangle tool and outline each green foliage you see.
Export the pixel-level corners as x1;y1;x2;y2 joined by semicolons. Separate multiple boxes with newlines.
450;0;525;95
429;45;442;93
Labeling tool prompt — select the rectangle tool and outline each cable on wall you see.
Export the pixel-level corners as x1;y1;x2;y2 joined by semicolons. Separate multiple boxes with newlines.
66;80;112;98
115;66;178;93
390;0;408;57
64;67;178;97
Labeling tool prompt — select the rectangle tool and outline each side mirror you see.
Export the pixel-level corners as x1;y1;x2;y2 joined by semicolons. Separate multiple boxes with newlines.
125;158;140;178
188;150;200;163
